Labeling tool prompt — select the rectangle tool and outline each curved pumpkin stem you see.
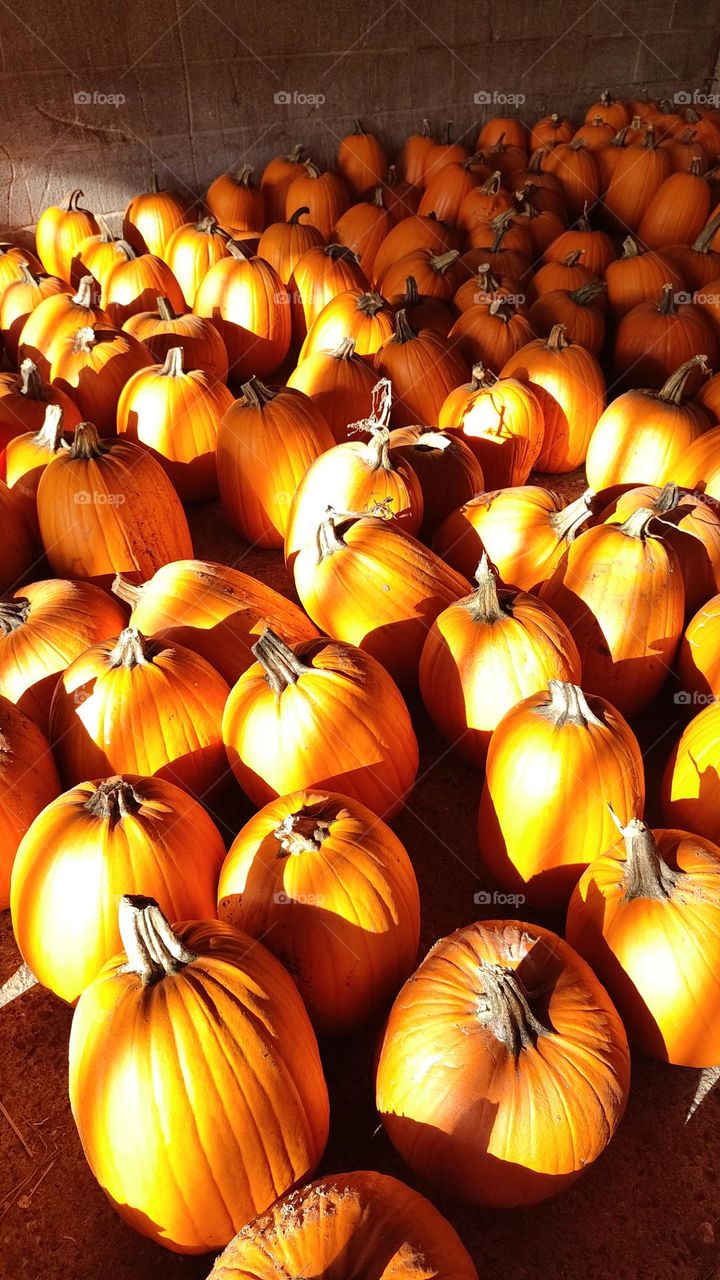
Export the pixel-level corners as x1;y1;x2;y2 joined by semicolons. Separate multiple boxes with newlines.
69;421;109;459
274;807;334;855
657;354;710;404
480;170;503;195
34;403;66;451
86;776;143;822
607;810;679;902
542;680;604;728
324;244;359;263
112;574;143;607
656;283;677;315
161;346;185;377
470;362;496;391
315;500;393;561
95;214;115;243
241;377;276;408
289;205;310;225
109;627;151;668
569;280;607;307
252;627;310;693
476;961;550;1057
17;262;41;286
561;250;584;267
690;210;720;254
194;215;221;235
548;488;596;540
116;239;139;261
429;249;460;274
654;482;681;514
65;189;89;212
301;160;321;180
620;235;641;259
230;164;255;187
546;323;570;351
156;295;179;321
18;358;46;401
617;506;657;539
392;307;417;344
402;276;420;308
0;597;30;635
468;553;511;622
72;275;99;309
331;336;358;360
348;378;393;469
119;895;197;986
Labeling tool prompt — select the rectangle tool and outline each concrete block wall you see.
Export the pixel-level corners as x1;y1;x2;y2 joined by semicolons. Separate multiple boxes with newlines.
1;0;720;231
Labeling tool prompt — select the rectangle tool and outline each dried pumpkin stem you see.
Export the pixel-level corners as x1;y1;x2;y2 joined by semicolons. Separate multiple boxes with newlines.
657;283;677;315
468;553;511;622
569;280;607;307
542;680;604;728
690;210;720;253
476;963;550;1057
18;359;45;400
72;275;97;308
72;326;97;355
393;307;417;344
156;296;178;321
654;482;681;513
161;346;184;377
658;354;710;403
331;336;357;360
274;811;333;855
429;249;460;273
357;291;386;317
34;403;66;451
95;214;115;243
547;488;595;540
608;813;679;902
69;421;108;459
470;363;496;391
618;506;657;539
241;377;276;408
116;239;138;261
0;598;30;634
109;627;151;669
289;205;310;225
253;628;310;693
85;776;143;822
546;323;570;351
119;895;197;986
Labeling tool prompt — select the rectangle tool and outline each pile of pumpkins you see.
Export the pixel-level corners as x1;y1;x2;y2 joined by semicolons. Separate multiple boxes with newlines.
4;87;720;1275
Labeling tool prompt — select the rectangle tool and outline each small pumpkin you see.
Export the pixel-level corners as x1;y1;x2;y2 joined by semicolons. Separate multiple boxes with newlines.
123;295;228;382
0;244;43;296
334;188;394;278
447;298;533;373
388;425;484;537
0;694;61;909
533;250;599;298
387;275;453;336
206;165;265;235
300;288;394;364
373;309;467;427
104;240;186;325
70;216;128;293
478;116;528;151
338;121;389;199
260;144;308;223
285;162;351;237
50;324;153;436
376;247;463;304
163;216;230;306
530;111;574;151
423;124;470;186
35;190;99;282
4;404;71;515
286;336;377;442
194;243;292;382
437;365;544;489
661;211;720;290
527;281;606;355
604;125;672;231
677;590;720;701
256;207;324;283
543;209;615;274
122;183;190;258
585;90;631;131
418;155;488;225
0;264;68;364
372;213;459;287
542;139;600;220
457;170;514;234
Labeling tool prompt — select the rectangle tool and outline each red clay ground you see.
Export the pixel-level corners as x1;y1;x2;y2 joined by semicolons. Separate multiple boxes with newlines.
2;481;720;1280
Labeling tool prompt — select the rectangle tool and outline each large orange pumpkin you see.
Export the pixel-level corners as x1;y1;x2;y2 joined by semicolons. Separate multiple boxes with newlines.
674;426;720;500
542;139;600;220
438;365;544;489
0;244;43;296
388;425;484;537
222;630;418;816
376;918;630;1206
299;287;394;364
10;774;225;1005
612;285;717;393
0;694;61;908
256;207;325;283
372;213;459;286
661;701;720;843
35;190;99;282
163;216;230;306
285;162;351;237
338;121;389;198
543;210;615;275
662;211;720;291
0;265;68;364
18;274;111;377
194;244;291;382
378;246;463;302
374;309;467;427
289;243;368;345
0;359;81;456
104;241;186;325
604;234;684;320
123;296;228;383
637;158;712;250
69;896;329;1253
50;324;153;436
677;590;720;702
286;336;377;442
206;165;265;235
122;184;190;258
217;789;420;1033
527;281;606;355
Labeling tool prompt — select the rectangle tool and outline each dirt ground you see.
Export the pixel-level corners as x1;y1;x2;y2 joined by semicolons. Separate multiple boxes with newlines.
2;478;720;1280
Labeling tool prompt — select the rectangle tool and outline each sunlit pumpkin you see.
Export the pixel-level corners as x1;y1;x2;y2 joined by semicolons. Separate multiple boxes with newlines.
0;359;81;457
377;246;463;303
418;155;489;225
0;265;68;364
163;216;230;306
70;216;132;295
206;165;265;235
677;589;720;701
0;244;42;296
300;288;394;364
123;296;228;383
35;190;99;282
50;324;153;436
674;426;720;500
194;243;292;382
286;336;377;442
374;309;467;427
372;213;459;286
533;250;599;298
604;235;684;320
4;404;71;516
222;629;418;816
69;896;329;1253
289;243;368;346
122;184;189;258
256;207;325;283
285;162;351;237
260;144;308;223
388;425;484;537
338;121;389;198
661;700;720;844
612;285;717;393
543;210;615;274
0;694;61;909
457;170;514;234
104;241;186;324
18;274;110;377
438;365;544;489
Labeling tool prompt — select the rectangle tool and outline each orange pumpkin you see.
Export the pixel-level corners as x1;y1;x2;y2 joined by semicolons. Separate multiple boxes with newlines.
260;144;308;223
571;116;616;151
396;119;435;186
533;250;599;298
0;360;81;458
0;265;68;364
122;184;190;258
447;299;533;373
674;425;720;500
285;162;351;237
68;896;329;1253
334;189;396;277
388;425;484;537
194;244;291;382
585;91;631;130
374;309;467;427
338;121;389;199
0;244;42;296
677;589;720;701
222;629;418;816
372;213;459;287
50;324;153;436
387;275;453;337
457;170;514;234
217;789;420;1033
123;296;228;383
604;235;684;321
10;774;226;1005
530;111;574;151
4;404;71;516
453;261;529;314
376;918;630;1206
364;165;421;223
637;158;712;250
419;557;581;766
478;117;528;151
418;156;488;225
70;216;128;294
103;241;185;325
567;816;720;1067
300;288;394;364
480;680;644;906
612;285;717;392
660;127;708;173
604;126;672;231
286;336;377;442
18;275;111;377
217;378;334;547
256;207;324;283
0;694;61;908
289;243;368;346
543;140;600;220
423;125;470;186
661;211;720;290
438;365;544;489
527;281;606;355
35;190;99;282
515;193;566;257
543;210;615;274
661;699;720;844
0;479;40;594
37;422;193;587
163;216;230;306
206;165;265;234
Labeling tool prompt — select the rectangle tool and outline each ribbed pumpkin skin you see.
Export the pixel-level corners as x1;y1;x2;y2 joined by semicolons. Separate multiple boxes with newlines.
10;775;226;1004
69;915;330;1254
439;374;544;489
374;326;468;428
300;289;395;364
116;559;319;686
71;230;127;295
543;226;615;274
567;824;720;1066
292;516;471;688
122;190;189;258
217;789;420;1033
289;245;368;346
18;287;111;378
0;366;81;450
104;253;185;325
205;170;265;235
260;151;308;224
0;694;61;908
674;426;720;501
334;199;394;278
612;297;717;393
256;218;325;284
123;307;228;383
0;245;43;294
4;428;69;518
208;1171;479;1280
585;384;709;495
604;244;684;321
286;168;351;238
0;579;126;734
222;636;418;817
604;137;671;231
637;169;712;250
661;702;720;843
540;519;685;715
677;591;720;700
49;631;229;797
0;480;38;596
479;683;645;906
0;272;69;363
163;219;230;306
388;427;484;537
376;919;630;1207
217;383;334;547
448;305;532;374
36;192;99;281
372;215;459;286
286;342;377;442
50;327;154;436
338;128;389;199
194;255;291;382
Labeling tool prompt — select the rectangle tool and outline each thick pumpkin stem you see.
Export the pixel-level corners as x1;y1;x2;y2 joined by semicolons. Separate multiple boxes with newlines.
480;171;503;195
621;235;641;259
657;283;677;315
542;680;604;728
315;500;392;561
527;149;546;174
241;377;276;408
18;358;45;400
95;214;115;243
357;291;386;317
393;307;417;344
324;244;359;262
654;482;681;514
470;362;496;390
657;354;710;403
65;189;88;212
618;506;657;539
489;210;516;254
86;776;143;822
226;240;250;261
17;262;40;286
34;403;66;451
562;250;584;267
609;812;679;902
0;598;30;635
569;280;607;307
546;323;570;351
349;378;393;468
156;296;178;321
116;239;139;261
474;263;501;293
548;488;595;540
402;276;420;307
690;210;720;254
195;215;221;235
231;164;254;187
72;326;97;354
72;275;98;308
119;895;197;986
69;421;108;459
112;573;143;607
331;336;357;360
161;346;184;377
302;161;321;180
289;205;310;225
476;962;550;1057
468;553;511;623
109;627;151;669
429;249;460;274
252;628;310;693
274;809;333;855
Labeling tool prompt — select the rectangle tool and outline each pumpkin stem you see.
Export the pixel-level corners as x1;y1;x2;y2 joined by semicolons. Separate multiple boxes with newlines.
85;776;143;823
226;239;251;261
0;598;30;635
621;235;641;258
689;156;703;176
489;210;516;254
17;262;40;286
468;553;511;622
230;164;254;187
72;325;97;354
542;680;604;728
357;291;386;317
112;573;143;607
657;354;710;404
274;808;333;856
156;295;178;321
287;143;306;162
116;239;139;261
548;488;595;540
301;160;321;180
95;214;115;243
315;500;392;561
331;336;357;360
392;307;417;344
109;627;151;669
241;377;276;408
654;482;681;514
609;812;679;902
488;297;513;322
690;210;720;253
324;244;358;262
429;249;460;274
527;149;546;174
18;358;45;401
421;118;431;137
348;378;393;468
480;170;503;195
569;280;607;307
252;627;310;694
546;323;570;351
195;215;221;234
65;189;88;212
617;506;657;539
119;895;197;986
69;421;108;459
72;275;98;308
34;403;66;451
561;250;584;267
289;205;311;225
476;962;550;1057
474;263;501;293
657;283;677;315
402;276;420;307
161;346;185;377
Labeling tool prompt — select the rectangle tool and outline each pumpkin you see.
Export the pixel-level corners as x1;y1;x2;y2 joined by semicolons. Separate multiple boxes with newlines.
637;158;712;250
0;359;81;457
676;106;720;156
364;165;421;223
256;207;324;283
438;365;544;489
527;281;606;355
396;119;435;186
69;896;329;1253
375;918;630;1206
674;425;720;500
515;194;566;257
289;243;368;346
70;216;128;293
661;127;709;173
18;275;110;377
292;508;471;688
697;368;720;418
540;507;684;714
0;480;39;596
163;216;230;305
206;165;265;234
333;189;395;279
447;299;532;373
218;789;420;1033
103;240;185;325
50;324;153;436
604;126;672;230
453;261;528;315
418;156;488;226
585;91;631;130
10;774;226;1005
533;250;599;298
4;404;71;515
661;701;720;843
35;190;99;282
0;694;61;908
567;815;720;1067
116;347;234;501
423;125;470;185
0;265;68;364
338;121;389;199
543;210;616;274
594;125;630;192
585;356;712;496
388;275;453;337
604;235;684;321
480;680;645;905
374;309;467;427
694;274;720;340
217;378;333;547
419;556;581;766
478;116;528;151
457;170;514;234
661;211;720;290
50;626;229;796
300;288;394;364
123;296;228;383
207;1170;478;1280
372;213;459;287
466;208;532;258
482;137;528;188
388;426;484;537
0;244;42;295
194;244;291;382
286;336;377;442
260;144;308;223
0;578;125;734
122;184;189;258
514;177;567;223
433;485;595;589
543;140;600;220
284;379;424;563
378;246;462;304
112;558;318;686
612;285;717;392
500;324;606;473
571;116;616;151
677;590;720;701
222;629;418;816
285;162;351;237
530;111;574;151
514;147;567;203
37;422;193;587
